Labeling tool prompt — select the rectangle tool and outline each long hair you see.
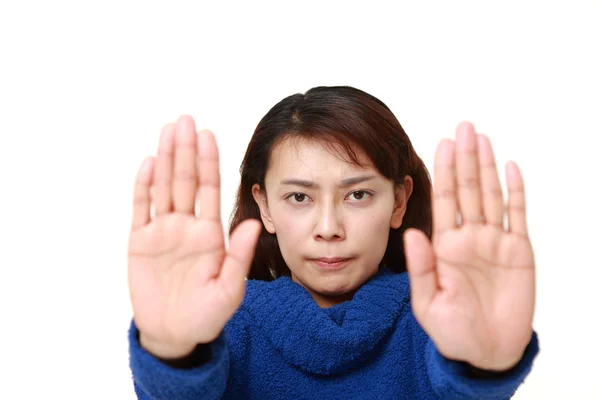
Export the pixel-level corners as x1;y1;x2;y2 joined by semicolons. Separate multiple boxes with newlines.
229;86;432;281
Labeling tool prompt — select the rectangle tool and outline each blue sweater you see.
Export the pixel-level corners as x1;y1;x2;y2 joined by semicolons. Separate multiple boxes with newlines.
129;267;539;399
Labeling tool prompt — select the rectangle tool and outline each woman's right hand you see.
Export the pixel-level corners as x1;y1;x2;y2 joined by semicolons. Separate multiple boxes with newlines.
127;115;262;359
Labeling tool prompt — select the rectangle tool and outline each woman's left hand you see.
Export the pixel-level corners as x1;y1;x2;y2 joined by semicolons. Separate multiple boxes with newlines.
404;122;535;372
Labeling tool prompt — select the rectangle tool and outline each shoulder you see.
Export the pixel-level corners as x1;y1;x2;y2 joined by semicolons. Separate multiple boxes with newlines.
228;277;289;326
362;268;412;304
225;277;299;351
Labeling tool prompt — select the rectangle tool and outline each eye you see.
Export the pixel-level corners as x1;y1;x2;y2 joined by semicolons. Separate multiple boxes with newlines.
347;190;372;202
286;193;311;204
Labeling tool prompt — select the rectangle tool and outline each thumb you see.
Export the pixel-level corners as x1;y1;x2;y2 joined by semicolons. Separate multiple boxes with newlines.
403;228;437;318
220;219;263;288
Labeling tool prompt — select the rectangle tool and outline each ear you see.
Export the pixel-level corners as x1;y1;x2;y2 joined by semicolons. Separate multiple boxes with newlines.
390;176;414;229
252;183;276;234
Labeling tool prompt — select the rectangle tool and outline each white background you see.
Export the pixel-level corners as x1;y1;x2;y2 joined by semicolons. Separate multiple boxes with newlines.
1;1;598;399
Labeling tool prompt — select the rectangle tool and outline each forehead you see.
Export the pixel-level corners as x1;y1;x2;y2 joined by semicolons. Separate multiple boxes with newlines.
267;136;375;178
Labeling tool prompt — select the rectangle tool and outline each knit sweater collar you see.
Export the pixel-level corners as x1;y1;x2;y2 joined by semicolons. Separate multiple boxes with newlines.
243;267;411;375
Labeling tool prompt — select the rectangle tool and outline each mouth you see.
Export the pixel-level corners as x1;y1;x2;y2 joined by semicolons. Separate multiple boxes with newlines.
309;257;353;270
313;257;350;263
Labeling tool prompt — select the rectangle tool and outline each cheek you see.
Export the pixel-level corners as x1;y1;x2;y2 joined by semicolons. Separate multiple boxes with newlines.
272;208;309;246
354;210;393;242
272;212;312;266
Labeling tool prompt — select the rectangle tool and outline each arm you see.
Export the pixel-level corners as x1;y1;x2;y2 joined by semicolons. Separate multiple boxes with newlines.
426;331;539;400
129;320;230;400
403;124;540;398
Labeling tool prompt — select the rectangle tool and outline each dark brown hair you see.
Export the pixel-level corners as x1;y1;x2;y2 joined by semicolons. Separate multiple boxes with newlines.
229;86;432;281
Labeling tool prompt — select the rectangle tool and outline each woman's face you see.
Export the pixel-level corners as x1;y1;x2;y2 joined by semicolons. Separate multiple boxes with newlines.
252;137;412;308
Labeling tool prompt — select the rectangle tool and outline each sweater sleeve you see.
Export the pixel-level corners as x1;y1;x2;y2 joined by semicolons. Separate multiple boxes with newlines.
426;331;539;400
128;320;229;400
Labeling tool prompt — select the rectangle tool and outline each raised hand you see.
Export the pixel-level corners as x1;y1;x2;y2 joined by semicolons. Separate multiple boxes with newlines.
404;122;535;371
128;115;262;359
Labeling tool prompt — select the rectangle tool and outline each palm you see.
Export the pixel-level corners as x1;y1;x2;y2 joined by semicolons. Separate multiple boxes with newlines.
127;116;261;355
404;123;535;371
129;215;227;345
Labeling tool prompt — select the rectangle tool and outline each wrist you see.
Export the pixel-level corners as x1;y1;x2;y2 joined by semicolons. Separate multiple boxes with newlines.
468;344;529;373
139;332;197;360
467;328;534;372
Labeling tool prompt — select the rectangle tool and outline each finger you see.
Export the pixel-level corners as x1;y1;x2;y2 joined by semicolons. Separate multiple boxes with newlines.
477;134;504;228
173;115;198;214
196;129;221;220
219;220;262;296
153;124;175;215
132;157;155;230
506;161;528;236
456;122;483;224
404;228;437;318
433;139;458;234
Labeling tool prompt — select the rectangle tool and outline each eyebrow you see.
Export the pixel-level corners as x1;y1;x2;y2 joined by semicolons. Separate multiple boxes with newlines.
279;175;377;189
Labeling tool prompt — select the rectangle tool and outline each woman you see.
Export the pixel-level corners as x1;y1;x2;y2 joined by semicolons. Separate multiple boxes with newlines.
127;86;539;399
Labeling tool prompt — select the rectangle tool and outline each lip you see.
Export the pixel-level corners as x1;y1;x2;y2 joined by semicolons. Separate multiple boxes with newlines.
314;257;350;263
310;257;352;270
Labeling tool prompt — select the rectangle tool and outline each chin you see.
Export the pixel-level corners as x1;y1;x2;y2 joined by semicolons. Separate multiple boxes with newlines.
316;286;350;297
310;276;355;296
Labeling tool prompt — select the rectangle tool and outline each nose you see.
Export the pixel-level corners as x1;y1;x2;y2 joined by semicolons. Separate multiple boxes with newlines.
313;203;345;241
